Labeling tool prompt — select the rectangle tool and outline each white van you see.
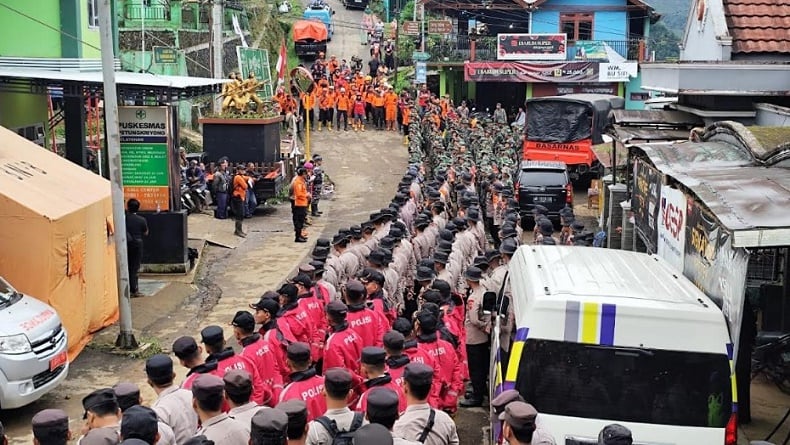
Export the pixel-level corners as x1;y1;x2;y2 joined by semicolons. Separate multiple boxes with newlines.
491;246;736;445
0;276;69;408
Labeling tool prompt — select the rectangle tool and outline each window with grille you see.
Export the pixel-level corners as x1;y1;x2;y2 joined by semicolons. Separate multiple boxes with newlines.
560;13;593;41
87;0;99;27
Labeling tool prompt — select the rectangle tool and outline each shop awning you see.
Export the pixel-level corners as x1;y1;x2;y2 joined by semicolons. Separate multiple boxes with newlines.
0;68;228;100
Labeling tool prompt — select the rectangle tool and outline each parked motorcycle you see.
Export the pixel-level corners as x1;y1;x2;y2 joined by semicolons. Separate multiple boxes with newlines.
181;184;196;214
752;331;790;394
351;55;363;72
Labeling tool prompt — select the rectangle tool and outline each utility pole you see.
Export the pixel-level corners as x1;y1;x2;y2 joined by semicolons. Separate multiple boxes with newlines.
394;7;400;89
98;0;138;350
210;0;224;113
419;0;425;52
141;1;146;70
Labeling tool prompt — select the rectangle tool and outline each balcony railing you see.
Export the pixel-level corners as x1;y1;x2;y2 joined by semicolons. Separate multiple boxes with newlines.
124;4;170;22
423;36;646;62
0;57;121;72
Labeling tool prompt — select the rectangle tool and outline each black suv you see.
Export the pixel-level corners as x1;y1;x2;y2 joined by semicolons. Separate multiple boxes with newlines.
516;161;573;228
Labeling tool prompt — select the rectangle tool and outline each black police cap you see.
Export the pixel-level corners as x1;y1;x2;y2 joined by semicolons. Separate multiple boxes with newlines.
145;354;174;383
172;336;198;358
286;342;311;363
231;311;256;332
200;325;224;345
82;388;118;417
365;388;399;419
403;363;434;387
361;346;387;365
383;331;405;351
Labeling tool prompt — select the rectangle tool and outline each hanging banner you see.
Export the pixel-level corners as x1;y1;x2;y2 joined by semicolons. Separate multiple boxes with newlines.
657;185;686;272
464;61;597;83
496;33;567;61
684;198;749;360
632;158;661;251
119;106;171;211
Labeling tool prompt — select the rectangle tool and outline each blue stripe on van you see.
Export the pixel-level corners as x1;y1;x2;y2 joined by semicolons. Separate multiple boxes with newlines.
599;304;616;346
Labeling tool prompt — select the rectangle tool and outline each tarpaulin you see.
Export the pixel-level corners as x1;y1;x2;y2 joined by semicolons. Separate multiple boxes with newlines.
464;61;598;83
525;94;624;144
0;126;119;360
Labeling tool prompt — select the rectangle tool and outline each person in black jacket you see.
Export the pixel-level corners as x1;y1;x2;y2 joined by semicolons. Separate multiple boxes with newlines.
126;199;149;298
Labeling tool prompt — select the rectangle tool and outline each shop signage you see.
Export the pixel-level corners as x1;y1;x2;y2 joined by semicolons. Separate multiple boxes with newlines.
402;21;420;36
428;20;452;34
497;33;566;61
119;106;171;211
632;157;661;251
153;46;178;64
684;198;749;359
598;62;638;82
464;61;598;83
656;185;686;272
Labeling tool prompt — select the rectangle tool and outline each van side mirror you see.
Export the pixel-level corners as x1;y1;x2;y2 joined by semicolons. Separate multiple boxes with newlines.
482;291;497;312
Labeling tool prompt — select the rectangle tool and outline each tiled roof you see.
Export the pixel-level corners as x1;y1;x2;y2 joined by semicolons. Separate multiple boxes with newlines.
723;0;790;54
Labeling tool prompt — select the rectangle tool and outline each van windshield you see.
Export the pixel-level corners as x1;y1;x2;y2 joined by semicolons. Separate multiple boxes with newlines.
514;339;732;428
519;170;567;187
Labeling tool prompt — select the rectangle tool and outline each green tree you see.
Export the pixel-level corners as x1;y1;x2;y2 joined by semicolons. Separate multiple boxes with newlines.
649;23;680;61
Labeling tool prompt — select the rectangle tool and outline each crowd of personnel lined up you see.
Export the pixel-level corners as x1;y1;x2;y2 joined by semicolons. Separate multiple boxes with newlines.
86;83;622;445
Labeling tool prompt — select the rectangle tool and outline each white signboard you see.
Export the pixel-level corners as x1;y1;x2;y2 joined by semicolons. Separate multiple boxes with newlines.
598;62;638;82
657;185;686;272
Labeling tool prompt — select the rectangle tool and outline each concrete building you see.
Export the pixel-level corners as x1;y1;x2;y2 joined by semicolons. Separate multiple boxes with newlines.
639;0;790;125
418;0;660;112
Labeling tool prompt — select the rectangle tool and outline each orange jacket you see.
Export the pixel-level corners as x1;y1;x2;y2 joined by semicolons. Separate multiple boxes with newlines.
373;94;385;107
364;91;375;105
232;174;248;200
301;92;315;109
320;92;336;109
384;92;398;109
402;106;411;125
336;94;351;111
293;176;309;207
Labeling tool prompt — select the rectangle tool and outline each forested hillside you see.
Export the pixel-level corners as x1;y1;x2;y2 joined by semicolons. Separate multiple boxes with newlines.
646;0;692;60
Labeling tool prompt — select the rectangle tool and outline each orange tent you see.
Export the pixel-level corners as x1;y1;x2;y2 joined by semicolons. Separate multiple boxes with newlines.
0;126;119;360
293;19;328;42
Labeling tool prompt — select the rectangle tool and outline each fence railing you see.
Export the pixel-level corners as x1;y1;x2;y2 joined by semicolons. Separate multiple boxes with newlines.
124;4;170;21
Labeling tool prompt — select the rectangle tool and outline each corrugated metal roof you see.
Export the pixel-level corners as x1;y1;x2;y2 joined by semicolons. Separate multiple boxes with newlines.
632;141;790;233
724;0;790;54
0;68;228;88
610;109;703;127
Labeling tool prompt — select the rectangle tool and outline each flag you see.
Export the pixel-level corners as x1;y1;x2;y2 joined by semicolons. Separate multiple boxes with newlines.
276;39;288;85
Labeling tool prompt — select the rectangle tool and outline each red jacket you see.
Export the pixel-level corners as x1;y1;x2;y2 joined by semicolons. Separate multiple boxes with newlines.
278;370;327;422
324;324;363;380
417;335;463;412
355;374;407;413
261;321;291;384
208;348;268;406
346;303;386;348
404;339;441;408
386;355;410;388
181;361;218;390
297;292;327;362
278;302;314;346
239;333;284;405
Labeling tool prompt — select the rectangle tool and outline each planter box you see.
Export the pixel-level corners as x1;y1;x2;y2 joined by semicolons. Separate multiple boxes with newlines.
199;116;284;163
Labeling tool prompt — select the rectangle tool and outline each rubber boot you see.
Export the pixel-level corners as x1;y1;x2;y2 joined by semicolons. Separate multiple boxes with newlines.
234;220;246;238
327;123;333;131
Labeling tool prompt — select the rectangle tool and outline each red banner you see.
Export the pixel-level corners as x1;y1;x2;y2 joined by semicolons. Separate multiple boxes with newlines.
464;61;598;83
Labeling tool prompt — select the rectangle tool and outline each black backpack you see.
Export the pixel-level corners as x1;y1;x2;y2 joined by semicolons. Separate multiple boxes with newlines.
314;412;364;445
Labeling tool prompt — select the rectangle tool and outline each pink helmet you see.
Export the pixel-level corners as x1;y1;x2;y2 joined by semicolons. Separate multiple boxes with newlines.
304;162;314;170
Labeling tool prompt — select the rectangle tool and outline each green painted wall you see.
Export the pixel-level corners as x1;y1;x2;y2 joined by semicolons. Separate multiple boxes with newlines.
80;0;101;57
0;0;99;58
0;92;48;130
0;0;62;57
